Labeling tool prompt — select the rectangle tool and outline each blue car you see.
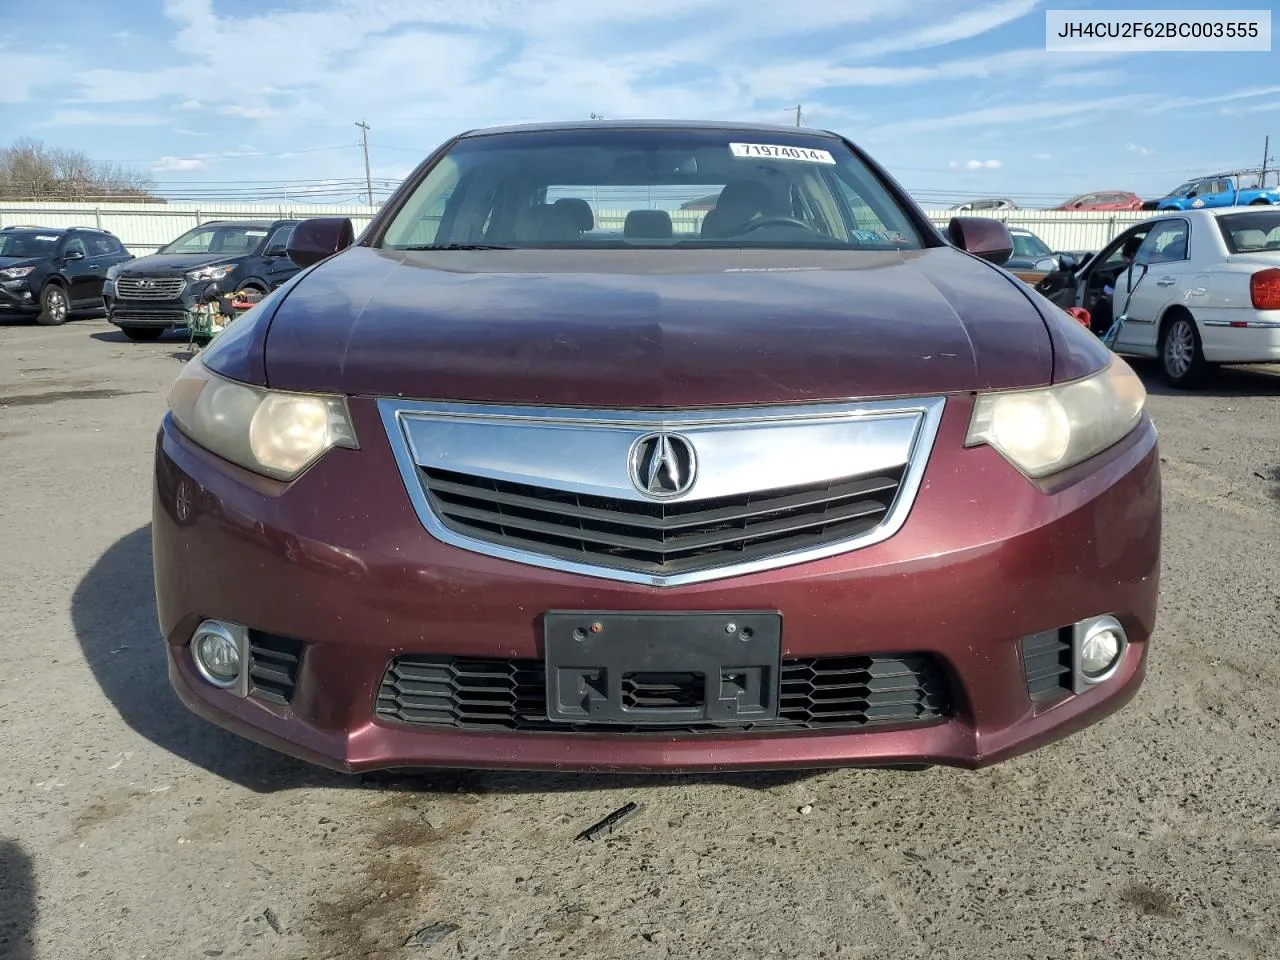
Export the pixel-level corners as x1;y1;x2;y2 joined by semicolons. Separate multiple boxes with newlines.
1151;175;1280;211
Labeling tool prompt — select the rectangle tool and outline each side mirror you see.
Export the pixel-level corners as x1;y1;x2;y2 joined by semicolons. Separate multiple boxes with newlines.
947;216;1013;265
286;218;354;268
1057;252;1079;272
264;245;288;259
63;249;85;261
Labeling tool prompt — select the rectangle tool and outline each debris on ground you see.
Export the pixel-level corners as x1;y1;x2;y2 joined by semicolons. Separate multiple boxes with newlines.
262;908;282;935
575;801;645;842
798;803;813;815
403;922;459;948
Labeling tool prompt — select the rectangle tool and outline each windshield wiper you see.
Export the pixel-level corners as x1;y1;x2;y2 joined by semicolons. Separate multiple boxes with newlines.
399;243;516;251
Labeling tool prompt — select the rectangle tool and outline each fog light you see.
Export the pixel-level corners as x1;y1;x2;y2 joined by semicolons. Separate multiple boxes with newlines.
1074;615;1127;690
192;620;243;688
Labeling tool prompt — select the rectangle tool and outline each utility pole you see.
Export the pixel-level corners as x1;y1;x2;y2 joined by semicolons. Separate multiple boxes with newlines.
1262;135;1271;188
791;104;802;127
355;120;373;206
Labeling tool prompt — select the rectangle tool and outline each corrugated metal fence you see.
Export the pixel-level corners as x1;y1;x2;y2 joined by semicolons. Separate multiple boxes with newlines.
1;201;1152;255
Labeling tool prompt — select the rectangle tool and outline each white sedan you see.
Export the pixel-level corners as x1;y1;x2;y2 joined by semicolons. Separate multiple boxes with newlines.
1040;207;1280;388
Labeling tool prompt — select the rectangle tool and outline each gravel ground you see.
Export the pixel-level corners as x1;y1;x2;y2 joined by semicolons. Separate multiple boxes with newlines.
2;314;1279;960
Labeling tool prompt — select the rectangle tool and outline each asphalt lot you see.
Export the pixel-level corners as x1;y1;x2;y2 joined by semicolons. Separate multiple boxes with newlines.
1;313;1279;960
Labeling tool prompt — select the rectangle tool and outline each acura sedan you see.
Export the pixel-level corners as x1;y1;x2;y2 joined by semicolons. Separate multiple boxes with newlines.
152;120;1160;774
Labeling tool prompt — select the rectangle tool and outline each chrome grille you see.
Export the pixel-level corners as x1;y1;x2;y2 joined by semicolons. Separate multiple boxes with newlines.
116;276;186;300
421;466;904;576
380;398;945;586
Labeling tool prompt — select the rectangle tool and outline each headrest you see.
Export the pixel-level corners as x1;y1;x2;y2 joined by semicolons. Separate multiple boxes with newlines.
553;198;594;232
1233;228;1267;251
624;209;673;239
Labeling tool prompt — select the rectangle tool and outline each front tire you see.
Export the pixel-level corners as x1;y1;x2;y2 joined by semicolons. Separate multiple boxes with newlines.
1250;198;1271;205
37;284;69;326
120;325;165;342
1159;313;1206;389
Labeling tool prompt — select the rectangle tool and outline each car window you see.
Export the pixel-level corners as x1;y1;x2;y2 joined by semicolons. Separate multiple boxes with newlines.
264;225;295;252
62;237;87;257
1010;232;1052;258
1135;219;1188;264
87;235;116;256
380;129;924;250
0;231;61;258
161;224;269;255
1097;227;1152;269
1216;211;1280;252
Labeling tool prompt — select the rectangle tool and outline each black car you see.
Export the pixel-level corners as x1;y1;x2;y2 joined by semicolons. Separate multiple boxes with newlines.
105;219;300;341
0;226;134;325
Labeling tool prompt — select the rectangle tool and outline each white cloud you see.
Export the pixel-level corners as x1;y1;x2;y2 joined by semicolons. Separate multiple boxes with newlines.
1149;84;1280;113
177;99;203;111
216;105;273;119
841;0;1040;59
950;159;1002;171
867;94;1149;137
1124;142;1153;156
151;156;210;172
43;110;169;127
1033;153;1052;161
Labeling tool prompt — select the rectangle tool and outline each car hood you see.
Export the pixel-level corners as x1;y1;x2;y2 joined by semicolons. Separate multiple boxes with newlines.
259;245;1055;407
0;257;38;271
119;253;237;274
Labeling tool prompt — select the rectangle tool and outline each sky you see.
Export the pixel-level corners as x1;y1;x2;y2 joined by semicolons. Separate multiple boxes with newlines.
2;0;1278;206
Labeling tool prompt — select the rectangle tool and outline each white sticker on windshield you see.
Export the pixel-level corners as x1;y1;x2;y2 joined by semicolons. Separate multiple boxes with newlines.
729;142;835;164
245;230;268;236
36;235;58;241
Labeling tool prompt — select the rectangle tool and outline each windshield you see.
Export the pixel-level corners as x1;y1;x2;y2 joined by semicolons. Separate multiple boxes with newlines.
1010;232;1052;258
380;128;924;251
0;231;60;259
160;224;269;255
1217;211;1280;253
1168;181;1196;197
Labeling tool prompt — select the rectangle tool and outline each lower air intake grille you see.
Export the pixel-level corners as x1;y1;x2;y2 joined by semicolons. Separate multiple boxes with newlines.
418;466;905;577
375;654;950;733
1021;628;1073;702
248;632;305;705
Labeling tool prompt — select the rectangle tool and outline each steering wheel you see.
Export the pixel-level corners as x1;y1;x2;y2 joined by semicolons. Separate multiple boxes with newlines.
737;216;814;234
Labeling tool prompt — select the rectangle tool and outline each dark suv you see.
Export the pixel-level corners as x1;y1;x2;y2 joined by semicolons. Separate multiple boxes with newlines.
0;226;133;325
105;219;300;341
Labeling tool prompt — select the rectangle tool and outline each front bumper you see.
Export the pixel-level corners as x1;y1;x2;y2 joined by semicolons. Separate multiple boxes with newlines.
0;280;37;313
153;395;1161;773
106;280;200;328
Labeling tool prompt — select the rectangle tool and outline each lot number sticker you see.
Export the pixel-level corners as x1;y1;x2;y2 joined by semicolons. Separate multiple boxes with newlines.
730;142;835;164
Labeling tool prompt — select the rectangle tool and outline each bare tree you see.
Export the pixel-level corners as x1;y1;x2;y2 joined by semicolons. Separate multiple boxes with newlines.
0;138;160;202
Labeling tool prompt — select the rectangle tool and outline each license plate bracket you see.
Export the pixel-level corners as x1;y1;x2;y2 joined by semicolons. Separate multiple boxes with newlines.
543;611;782;725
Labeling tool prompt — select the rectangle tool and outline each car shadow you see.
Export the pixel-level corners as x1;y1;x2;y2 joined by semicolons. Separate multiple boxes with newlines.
73;525;821;795
0;840;36;960
1128;358;1280;397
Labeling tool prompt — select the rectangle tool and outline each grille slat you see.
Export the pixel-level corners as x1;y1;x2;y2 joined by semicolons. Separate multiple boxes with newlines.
377;653;950;733
247;632;305;705
116;276;187;300
1020;629;1073;702
420;466;904;576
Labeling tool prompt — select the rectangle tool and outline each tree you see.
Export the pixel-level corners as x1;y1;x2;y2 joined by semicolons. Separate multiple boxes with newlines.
0;138;160;203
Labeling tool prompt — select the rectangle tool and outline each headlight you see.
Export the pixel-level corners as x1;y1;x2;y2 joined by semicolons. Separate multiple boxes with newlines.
167;361;358;480
965;357;1146;478
105;264;121;281
0;265;36;280
186;263;236;282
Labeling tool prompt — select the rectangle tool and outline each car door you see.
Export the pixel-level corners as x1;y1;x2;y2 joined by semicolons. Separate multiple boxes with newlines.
81;234;119;302
1112;218;1191;353
260;224;299;288
57;236;97;307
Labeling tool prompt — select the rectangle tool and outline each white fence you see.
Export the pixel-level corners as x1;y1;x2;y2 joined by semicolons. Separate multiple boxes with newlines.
1;201;1153;256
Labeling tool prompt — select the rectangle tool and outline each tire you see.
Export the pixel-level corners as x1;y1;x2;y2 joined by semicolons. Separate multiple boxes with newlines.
1159;312;1207;389
37;284;69;326
120;325;165;342
1250;198;1270;205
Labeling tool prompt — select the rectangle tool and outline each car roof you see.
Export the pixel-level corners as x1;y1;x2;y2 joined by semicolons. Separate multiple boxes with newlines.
457;119;843;139
199;219;293;227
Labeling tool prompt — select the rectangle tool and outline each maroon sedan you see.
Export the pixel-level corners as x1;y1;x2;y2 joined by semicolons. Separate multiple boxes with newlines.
1054;191;1146;212
153;121;1160;774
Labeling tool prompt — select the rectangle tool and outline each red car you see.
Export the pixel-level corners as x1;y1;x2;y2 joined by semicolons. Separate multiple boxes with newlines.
1055;191;1145;212
153;121;1160;774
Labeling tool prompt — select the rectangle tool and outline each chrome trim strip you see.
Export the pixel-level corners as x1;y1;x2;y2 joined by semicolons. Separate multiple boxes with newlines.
377;397;946;587
1201;319;1280;328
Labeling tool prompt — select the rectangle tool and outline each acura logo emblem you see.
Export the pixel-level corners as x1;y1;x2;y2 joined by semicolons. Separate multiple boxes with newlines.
629;432;697;499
